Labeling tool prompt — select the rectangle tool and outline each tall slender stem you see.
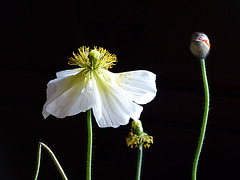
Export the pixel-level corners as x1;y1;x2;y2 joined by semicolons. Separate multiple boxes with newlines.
86;109;92;180
136;145;143;180
34;142;68;180
34;143;42;180
192;59;210;180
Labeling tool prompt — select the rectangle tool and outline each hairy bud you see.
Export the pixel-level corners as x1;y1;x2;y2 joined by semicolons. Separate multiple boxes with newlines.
190;32;210;59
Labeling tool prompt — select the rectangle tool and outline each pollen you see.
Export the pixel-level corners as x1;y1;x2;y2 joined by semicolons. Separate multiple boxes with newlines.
126;129;153;150
68;46;117;72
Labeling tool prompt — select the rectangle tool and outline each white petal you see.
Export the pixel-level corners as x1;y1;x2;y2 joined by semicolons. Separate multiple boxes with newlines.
46;68;82;99
116;70;157;104
92;70;143;128
42;70;96;118
56;68;82;79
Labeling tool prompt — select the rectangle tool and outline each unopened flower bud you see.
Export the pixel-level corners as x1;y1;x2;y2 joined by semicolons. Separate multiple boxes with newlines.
190;32;210;59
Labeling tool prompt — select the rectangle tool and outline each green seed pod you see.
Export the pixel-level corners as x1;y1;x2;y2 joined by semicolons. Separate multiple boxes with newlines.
132;120;143;136
88;50;100;68
126;120;153;149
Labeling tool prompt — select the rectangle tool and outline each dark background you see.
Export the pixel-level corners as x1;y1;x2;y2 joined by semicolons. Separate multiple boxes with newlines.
1;0;240;179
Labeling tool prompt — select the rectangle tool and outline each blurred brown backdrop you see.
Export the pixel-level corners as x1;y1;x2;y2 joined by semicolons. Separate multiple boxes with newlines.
1;0;240;179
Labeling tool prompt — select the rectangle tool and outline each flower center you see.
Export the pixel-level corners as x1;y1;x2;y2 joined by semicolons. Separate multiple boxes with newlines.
68;46;117;74
88;50;100;68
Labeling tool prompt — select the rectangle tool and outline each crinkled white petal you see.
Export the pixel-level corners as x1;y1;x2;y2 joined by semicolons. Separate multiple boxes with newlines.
46;68;83;99
42;67;157;128
111;70;157;104
42;69;96;119
92;70;143;128
56;68;82;79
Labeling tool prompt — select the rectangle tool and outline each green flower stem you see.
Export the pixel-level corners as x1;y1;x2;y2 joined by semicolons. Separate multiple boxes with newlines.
192;59;210;180
34;143;42;180
86;109;92;180
136;144;143;180
34;142;68;180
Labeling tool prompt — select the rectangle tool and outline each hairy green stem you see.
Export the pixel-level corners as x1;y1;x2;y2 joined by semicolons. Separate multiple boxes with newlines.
86;109;92;180
34;142;68;180
136;145;143;180
192;59;210;180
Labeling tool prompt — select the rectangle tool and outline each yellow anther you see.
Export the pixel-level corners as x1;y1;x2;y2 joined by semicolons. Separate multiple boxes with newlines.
126;126;153;150
68;46;117;75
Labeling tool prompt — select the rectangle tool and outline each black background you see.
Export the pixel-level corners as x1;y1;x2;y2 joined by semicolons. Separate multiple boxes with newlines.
1;0;240;179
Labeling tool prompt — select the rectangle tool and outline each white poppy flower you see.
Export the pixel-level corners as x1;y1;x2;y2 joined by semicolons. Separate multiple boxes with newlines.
42;46;157;128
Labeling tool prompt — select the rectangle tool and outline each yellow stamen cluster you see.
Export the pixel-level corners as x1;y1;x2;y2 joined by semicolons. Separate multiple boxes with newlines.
68;46;117;71
126;129;153;150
